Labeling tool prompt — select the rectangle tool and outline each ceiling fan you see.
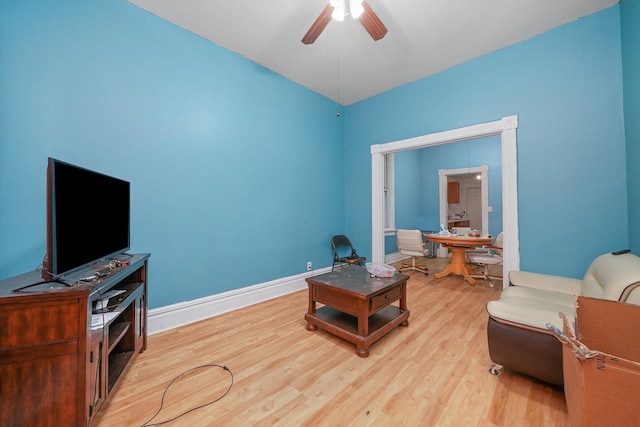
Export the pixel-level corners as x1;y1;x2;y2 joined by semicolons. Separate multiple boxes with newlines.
302;0;388;45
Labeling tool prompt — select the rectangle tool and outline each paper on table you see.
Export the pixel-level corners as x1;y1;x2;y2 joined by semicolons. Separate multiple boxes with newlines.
100;289;126;300
91;312;120;330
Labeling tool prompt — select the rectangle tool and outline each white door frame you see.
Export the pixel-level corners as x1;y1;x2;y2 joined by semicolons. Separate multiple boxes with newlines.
439;165;489;237
371;115;519;288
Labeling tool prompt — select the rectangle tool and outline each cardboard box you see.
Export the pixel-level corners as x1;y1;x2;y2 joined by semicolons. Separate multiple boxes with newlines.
561;296;640;427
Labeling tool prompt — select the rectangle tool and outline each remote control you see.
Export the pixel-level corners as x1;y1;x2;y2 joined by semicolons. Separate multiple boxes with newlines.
612;249;630;255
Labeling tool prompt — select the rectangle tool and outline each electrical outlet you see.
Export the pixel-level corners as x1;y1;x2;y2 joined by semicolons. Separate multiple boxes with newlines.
307;261;312;271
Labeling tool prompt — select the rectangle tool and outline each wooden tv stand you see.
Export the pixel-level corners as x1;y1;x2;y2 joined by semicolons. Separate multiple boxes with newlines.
0;253;150;427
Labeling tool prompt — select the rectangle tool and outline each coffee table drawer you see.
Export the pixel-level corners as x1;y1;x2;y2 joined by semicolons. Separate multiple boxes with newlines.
370;285;401;312
315;286;358;316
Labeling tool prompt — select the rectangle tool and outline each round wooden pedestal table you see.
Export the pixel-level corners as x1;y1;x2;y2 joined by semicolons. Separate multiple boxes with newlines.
426;234;494;284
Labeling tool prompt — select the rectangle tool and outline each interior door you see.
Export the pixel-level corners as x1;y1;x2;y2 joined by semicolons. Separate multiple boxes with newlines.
466;187;482;230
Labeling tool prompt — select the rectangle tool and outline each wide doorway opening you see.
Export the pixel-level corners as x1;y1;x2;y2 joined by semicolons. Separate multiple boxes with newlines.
371;116;519;288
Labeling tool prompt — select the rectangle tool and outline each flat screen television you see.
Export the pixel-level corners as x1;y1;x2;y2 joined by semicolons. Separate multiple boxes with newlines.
42;158;130;281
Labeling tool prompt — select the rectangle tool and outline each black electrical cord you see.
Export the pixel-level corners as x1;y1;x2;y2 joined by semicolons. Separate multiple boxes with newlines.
141;364;234;426
14;265;100;291
11;280;52;292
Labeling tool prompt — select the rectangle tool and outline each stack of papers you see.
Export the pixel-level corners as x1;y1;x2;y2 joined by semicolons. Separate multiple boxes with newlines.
91;312;120;330
100;289;126;300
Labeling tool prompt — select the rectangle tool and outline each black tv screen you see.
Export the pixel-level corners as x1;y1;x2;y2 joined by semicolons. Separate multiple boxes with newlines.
43;158;130;279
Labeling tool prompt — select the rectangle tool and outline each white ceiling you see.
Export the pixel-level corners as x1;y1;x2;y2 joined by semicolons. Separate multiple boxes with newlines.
127;0;618;105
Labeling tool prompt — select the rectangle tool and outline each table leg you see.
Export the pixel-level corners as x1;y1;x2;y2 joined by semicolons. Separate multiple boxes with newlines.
306;284;318;331
399;283;409;327
433;246;476;284
352;309;371;357
356;297;370;356
357;300;368;337
356;345;370;358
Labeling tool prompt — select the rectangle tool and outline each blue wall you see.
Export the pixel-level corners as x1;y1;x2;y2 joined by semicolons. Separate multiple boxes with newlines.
0;2;635;309
346;5;628;278
394;151;422;230
0;0;345;308
621;0;640;253
384;149;422;254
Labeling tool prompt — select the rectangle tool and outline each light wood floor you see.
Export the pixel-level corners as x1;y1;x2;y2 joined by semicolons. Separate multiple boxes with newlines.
94;258;567;426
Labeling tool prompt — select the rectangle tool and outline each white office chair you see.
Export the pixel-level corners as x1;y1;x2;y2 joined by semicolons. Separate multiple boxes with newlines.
466;232;503;286
396;229;429;275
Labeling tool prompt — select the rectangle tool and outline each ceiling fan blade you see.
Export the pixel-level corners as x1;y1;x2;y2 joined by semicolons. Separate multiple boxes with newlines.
302;4;333;44
359;1;388;41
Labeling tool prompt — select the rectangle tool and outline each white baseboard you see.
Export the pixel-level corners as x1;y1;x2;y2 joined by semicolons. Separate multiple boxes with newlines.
148;254;427;335
386;251;442;264
147;266;331;335
384;252;408;264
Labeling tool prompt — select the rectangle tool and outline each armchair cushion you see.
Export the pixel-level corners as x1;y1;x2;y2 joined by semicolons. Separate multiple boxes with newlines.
580;252;640;300
508;270;581;295
487;293;575;330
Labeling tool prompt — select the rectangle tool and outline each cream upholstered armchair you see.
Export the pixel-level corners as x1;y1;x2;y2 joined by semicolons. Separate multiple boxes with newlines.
396;229;429;275
486;251;640;386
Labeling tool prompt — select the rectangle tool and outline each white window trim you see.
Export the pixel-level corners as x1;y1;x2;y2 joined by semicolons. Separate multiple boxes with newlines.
439;165;489;235
383;153;395;236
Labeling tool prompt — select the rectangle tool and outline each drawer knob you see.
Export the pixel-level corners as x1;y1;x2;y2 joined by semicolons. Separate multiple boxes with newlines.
385;294;390;300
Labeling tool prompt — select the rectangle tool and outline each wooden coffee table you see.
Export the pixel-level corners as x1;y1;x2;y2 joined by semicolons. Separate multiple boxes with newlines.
305;267;409;357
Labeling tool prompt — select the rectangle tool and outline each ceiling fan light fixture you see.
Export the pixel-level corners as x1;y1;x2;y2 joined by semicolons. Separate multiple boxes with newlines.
332;7;346;21
302;0;387;44
330;0;346;21
349;0;364;19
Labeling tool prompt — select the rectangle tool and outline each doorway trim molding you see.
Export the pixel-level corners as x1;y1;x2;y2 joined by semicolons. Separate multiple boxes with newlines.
371;115;519;288
439;165;489;248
